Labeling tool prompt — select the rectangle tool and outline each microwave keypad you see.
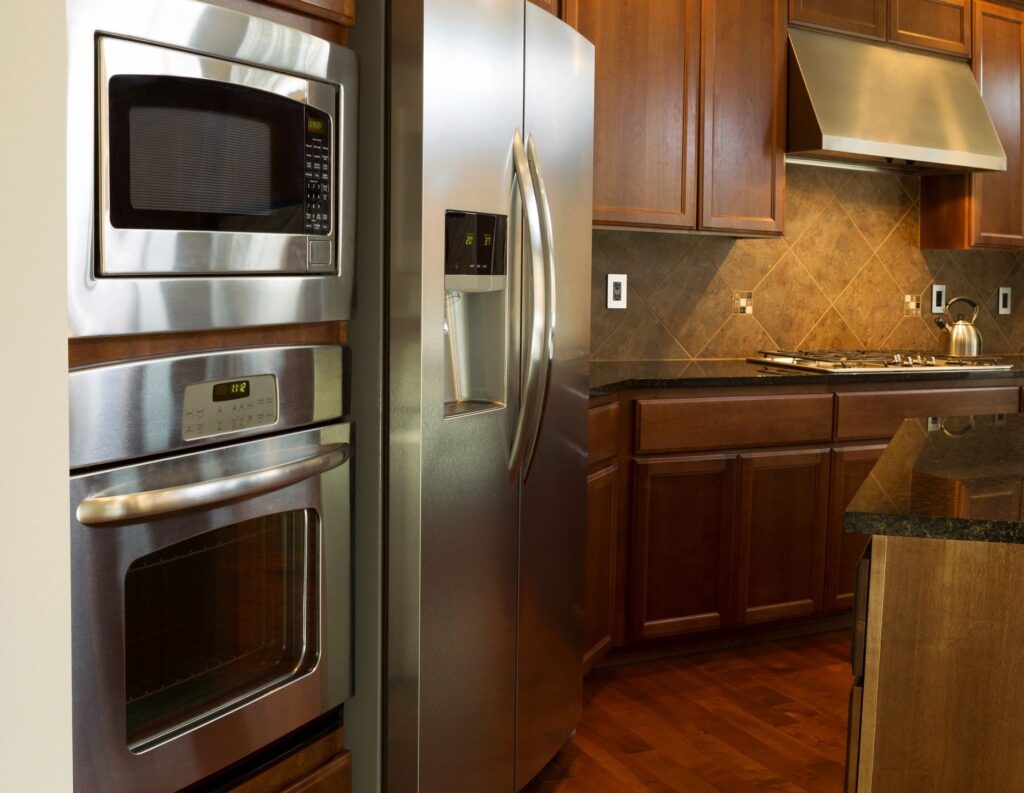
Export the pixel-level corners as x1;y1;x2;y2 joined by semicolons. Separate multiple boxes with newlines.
182;374;278;441
304;108;332;237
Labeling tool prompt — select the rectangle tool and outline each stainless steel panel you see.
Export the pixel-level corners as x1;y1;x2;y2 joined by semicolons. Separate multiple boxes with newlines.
69;345;343;469
516;7;594;789
788;28;1006;173
387;0;525;790
71;422;351;793
96;36;336;276
67;0;358;337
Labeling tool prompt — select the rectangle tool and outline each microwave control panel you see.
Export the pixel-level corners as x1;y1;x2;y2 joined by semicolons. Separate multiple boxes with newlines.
181;374;278;441
304;108;332;238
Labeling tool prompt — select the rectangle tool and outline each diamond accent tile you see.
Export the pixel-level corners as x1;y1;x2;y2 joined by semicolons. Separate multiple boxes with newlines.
791;202;873;299
755;253;831;349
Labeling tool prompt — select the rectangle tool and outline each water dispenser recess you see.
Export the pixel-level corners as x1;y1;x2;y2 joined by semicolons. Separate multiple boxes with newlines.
443;210;509;417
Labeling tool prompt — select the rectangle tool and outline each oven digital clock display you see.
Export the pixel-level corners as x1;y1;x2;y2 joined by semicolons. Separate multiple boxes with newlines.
212;380;251;402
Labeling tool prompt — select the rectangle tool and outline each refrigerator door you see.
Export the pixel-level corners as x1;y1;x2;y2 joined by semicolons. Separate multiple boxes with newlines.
387;1;525;792
515;7;595;789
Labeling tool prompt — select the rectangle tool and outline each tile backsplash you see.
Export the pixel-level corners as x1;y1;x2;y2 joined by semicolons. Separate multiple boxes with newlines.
590;164;1024;362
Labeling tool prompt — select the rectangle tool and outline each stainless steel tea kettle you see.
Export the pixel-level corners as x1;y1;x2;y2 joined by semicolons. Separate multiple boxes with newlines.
935;296;983;357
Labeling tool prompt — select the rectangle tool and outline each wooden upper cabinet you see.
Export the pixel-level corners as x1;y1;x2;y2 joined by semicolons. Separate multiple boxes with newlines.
528;0;560;15
700;0;786;235
735;448;830;625
790;0;887;39
889;0;972;57
922;1;1024;249
567;0;700;229
262;0;355;25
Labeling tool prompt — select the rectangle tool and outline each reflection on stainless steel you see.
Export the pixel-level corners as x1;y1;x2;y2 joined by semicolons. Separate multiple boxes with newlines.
788;28;1006;173
70;346;351;793
386;2;593;791
936;296;984;357
68;0;358;336
749;349;1014;374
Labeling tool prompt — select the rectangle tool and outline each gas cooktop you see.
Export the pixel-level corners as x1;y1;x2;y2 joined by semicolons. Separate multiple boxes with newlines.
748;350;1015;374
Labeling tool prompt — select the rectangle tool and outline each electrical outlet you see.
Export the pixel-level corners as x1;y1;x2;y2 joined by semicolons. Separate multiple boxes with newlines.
932;284;947;314
1000;287;1012;315
927;416;942;433
607;274;627;309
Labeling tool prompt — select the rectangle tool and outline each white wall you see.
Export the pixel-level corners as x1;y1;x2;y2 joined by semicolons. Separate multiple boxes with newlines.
0;1;73;790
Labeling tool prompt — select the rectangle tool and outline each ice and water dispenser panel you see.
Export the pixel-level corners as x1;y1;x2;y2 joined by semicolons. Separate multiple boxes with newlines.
444;210;509;417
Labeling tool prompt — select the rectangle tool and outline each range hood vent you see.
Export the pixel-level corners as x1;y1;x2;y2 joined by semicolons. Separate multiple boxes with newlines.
788;28;1007;174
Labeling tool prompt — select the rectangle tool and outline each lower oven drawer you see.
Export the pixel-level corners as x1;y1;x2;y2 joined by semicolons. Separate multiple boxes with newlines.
70;423;352;793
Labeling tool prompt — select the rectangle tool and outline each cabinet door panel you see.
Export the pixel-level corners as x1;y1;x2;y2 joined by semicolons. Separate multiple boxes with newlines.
529;0;560;15
972;2;1024;248
568;0;700;228
701;0;786;234
584;465;618;672
789;0;887;39
633;455;737;640
736;449;830;625
889;0;971;57
957;476;1024;521
826;445;886;612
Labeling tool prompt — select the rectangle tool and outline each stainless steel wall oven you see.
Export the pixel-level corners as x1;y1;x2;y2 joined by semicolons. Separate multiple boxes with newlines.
69;346;351;793
67;0;358;337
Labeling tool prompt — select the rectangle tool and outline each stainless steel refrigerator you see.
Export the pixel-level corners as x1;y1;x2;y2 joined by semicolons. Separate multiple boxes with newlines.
384;1;595;791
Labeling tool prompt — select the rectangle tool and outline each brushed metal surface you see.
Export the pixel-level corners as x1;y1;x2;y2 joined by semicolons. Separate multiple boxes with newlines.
96;36;336;276
71;422;351;793
515;7;592;789
67;0;358;337
387;0;524;790
69;345;343;469
788;27;1006;173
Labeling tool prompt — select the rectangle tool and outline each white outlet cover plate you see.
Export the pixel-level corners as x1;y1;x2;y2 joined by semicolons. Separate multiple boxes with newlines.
607;274;627;309
1000;287;1012;315
932;284;947;314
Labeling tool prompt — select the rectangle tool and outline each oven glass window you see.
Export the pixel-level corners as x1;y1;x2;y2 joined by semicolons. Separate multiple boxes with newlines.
107;76;307;233
123;510;319;751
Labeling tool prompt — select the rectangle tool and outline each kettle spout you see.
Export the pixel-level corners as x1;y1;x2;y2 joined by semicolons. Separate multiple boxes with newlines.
935;317;949;332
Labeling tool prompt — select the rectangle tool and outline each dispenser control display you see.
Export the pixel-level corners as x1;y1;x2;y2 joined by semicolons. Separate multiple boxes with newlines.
445;211;508;276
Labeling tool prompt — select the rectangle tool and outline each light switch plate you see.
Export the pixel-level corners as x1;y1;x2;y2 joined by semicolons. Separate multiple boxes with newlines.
999;287;1012;315
607;274;627;309
932;284;947;314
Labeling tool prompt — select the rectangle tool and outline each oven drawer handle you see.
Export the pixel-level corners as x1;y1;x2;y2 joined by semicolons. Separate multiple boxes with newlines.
76;443;351;525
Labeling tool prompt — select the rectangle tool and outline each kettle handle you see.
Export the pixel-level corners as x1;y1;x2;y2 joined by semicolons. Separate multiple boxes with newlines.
945;296;980;323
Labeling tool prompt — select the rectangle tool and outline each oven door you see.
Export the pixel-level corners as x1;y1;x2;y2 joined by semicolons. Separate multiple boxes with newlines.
97;35;337;276
70;423;351;793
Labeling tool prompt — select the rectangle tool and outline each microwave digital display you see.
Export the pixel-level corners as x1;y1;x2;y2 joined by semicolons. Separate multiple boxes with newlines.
212;380;251;402
107;75;331;237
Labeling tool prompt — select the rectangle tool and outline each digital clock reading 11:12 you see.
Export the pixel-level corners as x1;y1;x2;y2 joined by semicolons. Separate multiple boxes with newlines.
212;380;251;402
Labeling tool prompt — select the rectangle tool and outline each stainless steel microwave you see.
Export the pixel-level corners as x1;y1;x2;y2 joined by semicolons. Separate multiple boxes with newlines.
68;0;358;337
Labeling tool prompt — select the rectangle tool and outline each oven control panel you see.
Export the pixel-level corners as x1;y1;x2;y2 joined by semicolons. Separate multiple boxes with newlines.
182;374;278;441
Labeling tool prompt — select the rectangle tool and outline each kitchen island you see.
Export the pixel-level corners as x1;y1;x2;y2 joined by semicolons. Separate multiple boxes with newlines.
844;412;1024;793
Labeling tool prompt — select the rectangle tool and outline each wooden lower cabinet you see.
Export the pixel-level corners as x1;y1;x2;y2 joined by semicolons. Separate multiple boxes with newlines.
826;444;886;612
735;448;830;625
584;463;618;672
632;455;738;640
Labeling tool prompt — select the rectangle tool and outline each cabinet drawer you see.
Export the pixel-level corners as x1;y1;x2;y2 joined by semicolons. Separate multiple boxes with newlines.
835;387;1020;441
589;401;620;468
635;394;834;453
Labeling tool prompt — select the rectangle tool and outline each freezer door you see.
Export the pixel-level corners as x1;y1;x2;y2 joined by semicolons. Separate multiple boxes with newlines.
387;1;525;792
516;7;595;789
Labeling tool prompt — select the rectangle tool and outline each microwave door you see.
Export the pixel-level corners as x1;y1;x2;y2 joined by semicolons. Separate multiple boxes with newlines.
96;36;337;276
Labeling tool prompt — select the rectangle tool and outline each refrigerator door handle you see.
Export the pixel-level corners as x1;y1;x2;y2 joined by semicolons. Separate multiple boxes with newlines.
521;134;556;480
509;129;547;479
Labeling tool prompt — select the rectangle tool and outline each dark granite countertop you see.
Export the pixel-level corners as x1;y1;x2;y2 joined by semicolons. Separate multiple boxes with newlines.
845;413;1024;544
590;358;1024;393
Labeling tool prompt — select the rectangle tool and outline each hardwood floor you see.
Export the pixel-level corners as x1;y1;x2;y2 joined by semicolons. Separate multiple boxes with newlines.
523;631;853;793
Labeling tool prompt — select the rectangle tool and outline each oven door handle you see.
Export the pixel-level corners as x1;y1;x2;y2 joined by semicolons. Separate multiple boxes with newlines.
76;443;351;526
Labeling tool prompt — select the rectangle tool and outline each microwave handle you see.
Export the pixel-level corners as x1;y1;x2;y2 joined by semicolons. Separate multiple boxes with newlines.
76;443;350;526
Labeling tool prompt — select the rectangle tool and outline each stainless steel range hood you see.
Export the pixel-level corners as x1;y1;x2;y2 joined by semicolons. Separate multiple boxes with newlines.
788;28;1006;174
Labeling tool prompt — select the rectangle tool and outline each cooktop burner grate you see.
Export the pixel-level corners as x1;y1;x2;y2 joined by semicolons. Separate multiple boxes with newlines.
748;350;1014;374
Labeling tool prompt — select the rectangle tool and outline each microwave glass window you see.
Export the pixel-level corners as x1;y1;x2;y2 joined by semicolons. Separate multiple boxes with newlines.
108;76;328;234
123;510;320;751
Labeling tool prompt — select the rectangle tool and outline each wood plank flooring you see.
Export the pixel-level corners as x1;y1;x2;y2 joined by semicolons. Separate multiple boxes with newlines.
523;631;853;793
